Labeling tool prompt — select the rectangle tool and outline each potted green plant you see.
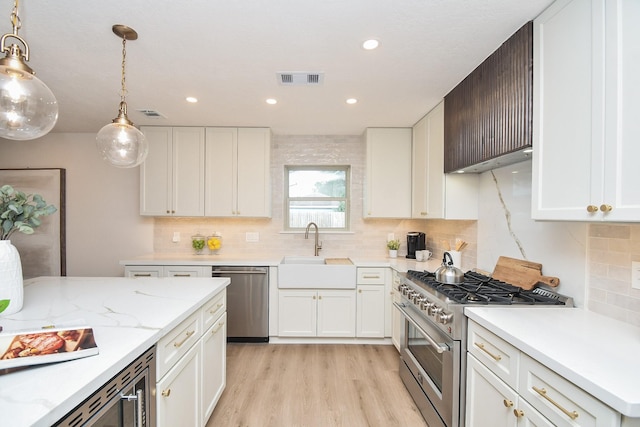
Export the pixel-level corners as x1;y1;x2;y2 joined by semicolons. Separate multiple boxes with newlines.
387;239;400;258
0;185;57;315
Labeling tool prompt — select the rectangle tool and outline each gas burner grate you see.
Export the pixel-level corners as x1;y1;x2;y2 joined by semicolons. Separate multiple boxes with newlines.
406;270;566;305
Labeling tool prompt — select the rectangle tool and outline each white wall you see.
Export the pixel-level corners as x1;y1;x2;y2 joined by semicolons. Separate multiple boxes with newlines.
477;160;588;308
0;133;154;276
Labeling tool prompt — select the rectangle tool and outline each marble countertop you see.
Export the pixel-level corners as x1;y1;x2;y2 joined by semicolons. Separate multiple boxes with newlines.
0;276;230;427
465;307;640;417
120;253;444;273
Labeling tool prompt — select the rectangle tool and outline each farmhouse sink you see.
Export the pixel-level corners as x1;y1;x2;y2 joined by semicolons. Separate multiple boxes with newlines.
278;256;356;289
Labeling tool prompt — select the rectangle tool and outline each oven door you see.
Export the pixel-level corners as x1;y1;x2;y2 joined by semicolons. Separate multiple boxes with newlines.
394;301;460;427
90;370;151;427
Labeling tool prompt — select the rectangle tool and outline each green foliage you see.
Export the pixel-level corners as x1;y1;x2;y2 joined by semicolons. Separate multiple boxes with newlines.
387;239;400;250
0;185;57;240
0;299;9;313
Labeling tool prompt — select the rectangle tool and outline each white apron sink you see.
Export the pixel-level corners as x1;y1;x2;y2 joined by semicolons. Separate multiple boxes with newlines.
278;257;356;289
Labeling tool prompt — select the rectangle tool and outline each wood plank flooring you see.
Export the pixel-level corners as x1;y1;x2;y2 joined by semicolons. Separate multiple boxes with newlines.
206;343;428;427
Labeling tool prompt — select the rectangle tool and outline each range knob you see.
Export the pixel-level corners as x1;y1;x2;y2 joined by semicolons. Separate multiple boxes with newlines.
398;284;408;293
411;292;423;304
430;305;442;317
420;300;433;312
437;311;453;325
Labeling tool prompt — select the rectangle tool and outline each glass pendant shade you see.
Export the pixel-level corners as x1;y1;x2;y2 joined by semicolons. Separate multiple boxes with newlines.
96;115;148;168
0;40;58;140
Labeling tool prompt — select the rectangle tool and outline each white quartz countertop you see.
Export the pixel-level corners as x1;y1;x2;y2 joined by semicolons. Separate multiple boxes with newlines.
0;276;230;427
120;253;443;273
465;307;640;417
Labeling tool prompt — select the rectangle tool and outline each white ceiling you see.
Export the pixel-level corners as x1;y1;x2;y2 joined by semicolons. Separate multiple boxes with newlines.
11;0;554;135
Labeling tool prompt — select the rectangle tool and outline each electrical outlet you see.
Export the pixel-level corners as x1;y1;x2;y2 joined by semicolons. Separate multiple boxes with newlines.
246;232;259;242
632;261;640;290
387;233;395;242
172;232;180;243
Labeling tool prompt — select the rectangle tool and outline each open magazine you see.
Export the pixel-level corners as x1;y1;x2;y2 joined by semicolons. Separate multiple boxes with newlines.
0;324;99;370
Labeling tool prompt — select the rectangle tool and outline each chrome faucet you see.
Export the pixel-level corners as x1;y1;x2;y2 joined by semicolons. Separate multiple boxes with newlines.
304;222;322;256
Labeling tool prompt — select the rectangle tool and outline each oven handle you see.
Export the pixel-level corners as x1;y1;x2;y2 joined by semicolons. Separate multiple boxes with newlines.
393;302;450;354
121;388;144;427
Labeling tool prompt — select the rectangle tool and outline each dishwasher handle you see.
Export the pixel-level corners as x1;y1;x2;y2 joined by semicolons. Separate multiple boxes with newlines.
212;268;268;275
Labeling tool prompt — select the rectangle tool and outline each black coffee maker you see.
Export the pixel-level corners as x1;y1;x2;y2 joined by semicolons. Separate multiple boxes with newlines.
406;232;426;259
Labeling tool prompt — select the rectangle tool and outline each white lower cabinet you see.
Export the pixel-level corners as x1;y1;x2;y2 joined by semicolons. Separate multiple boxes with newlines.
156;289;226;427
278;289;355;337
355;267;387;338
391;271;402;351
124;265;210;278
467;320;620;427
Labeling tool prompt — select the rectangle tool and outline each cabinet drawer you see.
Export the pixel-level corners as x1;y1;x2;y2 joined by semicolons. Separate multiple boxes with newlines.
202;289;226;331
357;268;386;285
125;266;162;277
157;310;202;379
468;321;519;389
164;266;209;277
519;353;619;427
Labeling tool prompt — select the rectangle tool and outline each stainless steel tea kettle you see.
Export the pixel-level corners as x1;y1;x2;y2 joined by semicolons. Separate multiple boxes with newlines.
435;252;465;284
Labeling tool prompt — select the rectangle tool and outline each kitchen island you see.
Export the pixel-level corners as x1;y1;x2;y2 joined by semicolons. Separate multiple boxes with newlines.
0;276;229;427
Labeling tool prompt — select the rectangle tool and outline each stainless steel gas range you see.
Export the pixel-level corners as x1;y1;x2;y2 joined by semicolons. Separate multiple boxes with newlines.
394;269;573;427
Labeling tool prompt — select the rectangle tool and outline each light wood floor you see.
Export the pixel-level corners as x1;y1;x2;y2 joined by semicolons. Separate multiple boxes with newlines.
206;343;428;427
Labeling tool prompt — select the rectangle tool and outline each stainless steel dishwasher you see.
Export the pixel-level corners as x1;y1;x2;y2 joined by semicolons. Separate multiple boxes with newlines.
212;266;269;342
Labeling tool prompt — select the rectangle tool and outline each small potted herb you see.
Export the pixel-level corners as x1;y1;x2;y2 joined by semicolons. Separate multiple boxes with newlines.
387;239;400;258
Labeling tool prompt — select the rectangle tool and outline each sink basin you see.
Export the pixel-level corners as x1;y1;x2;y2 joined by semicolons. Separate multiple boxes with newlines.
278;256;356;289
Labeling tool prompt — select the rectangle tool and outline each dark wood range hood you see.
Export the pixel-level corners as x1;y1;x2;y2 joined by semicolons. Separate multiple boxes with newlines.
444;21;533;173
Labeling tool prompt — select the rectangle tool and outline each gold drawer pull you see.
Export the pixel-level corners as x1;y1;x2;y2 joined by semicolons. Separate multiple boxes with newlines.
133;273;152;277
173;330;196;348
474;342;502;361
503;399;513;408
173;274;191;277
599;204;613;212
513;409;524;418
209;303;223;314
161;389;171;397
363;274;381;279
212;320;225;334
586;205;599;213
532;386;579;420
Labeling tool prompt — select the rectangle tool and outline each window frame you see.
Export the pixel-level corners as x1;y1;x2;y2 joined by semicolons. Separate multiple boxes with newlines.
284;165;351;231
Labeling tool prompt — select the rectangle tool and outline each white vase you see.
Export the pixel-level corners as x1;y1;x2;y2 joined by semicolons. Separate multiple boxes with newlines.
389;249;398;258
0;240;23;316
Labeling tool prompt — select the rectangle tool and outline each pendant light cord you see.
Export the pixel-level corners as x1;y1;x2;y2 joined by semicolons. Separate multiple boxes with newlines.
120;37;128;103
10;0;20;35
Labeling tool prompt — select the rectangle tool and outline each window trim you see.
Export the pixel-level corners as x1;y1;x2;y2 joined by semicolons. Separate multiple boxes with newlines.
284;165;350;231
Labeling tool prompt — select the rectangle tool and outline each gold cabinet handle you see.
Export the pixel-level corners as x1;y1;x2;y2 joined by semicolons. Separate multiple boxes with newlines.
318;295;322;300
209;303;224;314
513;409;524;418
474;342;502;361
363;274;381;279
420;211;427;216
212;320;225;334
161;389;171;397
358;289;362;293
586;205;599;213
173;330;196;348
503;399;513;408
600;204;612;212
133;273;152;277
532;386;579;420
173;274;191;277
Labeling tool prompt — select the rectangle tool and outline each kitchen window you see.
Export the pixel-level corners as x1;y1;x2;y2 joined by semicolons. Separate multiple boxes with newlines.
285;166;350;231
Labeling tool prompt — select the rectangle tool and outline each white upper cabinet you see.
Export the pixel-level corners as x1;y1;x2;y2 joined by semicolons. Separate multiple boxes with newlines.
412;102;478;220
532;0;640;221
140;127;205;216
364;128;412;218
205;127;271;217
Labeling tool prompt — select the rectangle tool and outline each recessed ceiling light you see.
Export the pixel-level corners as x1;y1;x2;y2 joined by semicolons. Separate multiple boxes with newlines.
346;98;358;104
186;97;198;103
362;39;379;50
266;98;278;105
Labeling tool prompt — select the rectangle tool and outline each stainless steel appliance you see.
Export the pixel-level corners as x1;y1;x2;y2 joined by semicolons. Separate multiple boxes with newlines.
406;232;426;259
395;270;573;427
212;266;269;342
56;346;156;427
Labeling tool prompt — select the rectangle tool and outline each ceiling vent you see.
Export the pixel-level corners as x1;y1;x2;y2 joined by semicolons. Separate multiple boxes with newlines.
277;72;324;86
136;109;166;118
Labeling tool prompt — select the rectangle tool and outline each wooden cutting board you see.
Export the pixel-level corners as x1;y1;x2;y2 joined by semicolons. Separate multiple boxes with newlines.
325;258;353;265
491;256;560;290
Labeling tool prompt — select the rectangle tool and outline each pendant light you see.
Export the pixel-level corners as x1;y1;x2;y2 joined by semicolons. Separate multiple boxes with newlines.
0;0;58;141
96;25;148;168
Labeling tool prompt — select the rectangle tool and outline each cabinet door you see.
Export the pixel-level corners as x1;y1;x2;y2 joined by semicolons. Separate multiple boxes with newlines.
237;128;271;217
317;290;356;337
602;0;640;221
364;128;412;218
156;343;200;427
201;313;226;425
278;290;317;337
391;288;401;351
356;285;385;338
172;128;205;216
205;127;236;216
140;127;172;216
532;0;605;220
466;354;518;427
